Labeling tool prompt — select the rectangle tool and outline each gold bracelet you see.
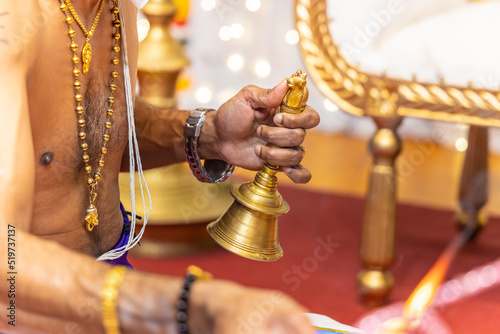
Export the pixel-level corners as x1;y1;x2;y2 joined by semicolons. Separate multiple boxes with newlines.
101;266;128;334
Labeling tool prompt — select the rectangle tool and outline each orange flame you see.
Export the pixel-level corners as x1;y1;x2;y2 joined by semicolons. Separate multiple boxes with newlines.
402;248;453;318
402;232;468;319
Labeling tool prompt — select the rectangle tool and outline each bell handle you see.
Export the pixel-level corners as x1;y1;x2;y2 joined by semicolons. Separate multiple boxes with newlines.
261;69;309;172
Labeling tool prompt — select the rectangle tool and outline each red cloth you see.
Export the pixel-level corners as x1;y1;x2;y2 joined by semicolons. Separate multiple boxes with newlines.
130;186;500;334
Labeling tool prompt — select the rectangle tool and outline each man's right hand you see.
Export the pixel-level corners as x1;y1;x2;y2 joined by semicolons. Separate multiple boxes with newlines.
118;270;315;334
190;280;316;334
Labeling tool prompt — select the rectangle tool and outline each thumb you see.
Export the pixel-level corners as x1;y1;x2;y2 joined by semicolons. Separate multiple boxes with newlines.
251;79;288;109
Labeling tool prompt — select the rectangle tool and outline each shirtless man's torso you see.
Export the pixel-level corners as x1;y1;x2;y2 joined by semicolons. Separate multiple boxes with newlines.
0;1;319;332
27;0;137;256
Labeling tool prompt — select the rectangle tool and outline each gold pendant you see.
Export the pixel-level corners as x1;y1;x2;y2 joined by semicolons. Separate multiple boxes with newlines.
85;204;99;231
82;41;92;74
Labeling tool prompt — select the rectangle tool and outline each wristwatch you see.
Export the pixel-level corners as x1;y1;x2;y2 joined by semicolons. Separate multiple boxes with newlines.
184;108;235;183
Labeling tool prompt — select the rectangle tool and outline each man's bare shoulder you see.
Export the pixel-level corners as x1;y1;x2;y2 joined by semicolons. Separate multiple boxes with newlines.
0;0;58;66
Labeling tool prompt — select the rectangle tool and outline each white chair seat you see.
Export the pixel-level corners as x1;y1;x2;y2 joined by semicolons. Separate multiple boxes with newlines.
329;1;500;89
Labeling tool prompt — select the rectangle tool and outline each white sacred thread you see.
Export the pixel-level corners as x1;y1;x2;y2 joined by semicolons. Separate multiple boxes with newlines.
97;1;152;261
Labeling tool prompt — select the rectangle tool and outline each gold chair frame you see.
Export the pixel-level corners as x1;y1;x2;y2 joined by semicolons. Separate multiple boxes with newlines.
295;0;493;306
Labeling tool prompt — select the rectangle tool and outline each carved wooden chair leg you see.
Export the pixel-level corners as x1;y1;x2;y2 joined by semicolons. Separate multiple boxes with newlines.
357;117;402;307
456;125;488;241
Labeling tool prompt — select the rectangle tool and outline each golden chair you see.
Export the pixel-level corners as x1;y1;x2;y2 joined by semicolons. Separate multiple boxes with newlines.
296;0;499;306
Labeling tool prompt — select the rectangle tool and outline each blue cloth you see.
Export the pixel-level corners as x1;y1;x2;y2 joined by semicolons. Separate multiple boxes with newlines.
103;203;133;269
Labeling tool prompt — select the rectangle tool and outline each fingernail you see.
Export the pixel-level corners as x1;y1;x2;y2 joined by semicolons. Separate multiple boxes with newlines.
255;145;262;157
256;126;262;137
274;114;283;125
277;78;287;88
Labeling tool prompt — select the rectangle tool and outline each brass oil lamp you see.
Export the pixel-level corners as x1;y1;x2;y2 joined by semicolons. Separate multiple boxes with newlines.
207;70;309;261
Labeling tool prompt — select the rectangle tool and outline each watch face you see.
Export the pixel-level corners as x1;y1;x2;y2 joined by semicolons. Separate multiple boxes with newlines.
193;108;208;115
189;109;209;123
185;109;210;137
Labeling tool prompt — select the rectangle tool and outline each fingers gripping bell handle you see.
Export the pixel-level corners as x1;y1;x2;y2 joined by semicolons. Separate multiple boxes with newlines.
206;70;309;262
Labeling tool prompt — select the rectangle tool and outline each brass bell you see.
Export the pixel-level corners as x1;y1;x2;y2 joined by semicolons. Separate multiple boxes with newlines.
207;164;289;261
207;70;309;262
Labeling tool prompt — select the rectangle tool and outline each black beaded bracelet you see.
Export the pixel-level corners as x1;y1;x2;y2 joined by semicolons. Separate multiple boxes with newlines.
177;265;213;334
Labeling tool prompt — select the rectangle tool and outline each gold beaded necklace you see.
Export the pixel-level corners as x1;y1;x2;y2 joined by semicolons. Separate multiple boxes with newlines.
64;0;104;73
60;0;122;231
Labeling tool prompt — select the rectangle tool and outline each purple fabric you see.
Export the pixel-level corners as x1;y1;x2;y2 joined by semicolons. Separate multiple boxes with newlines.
103;203;133;269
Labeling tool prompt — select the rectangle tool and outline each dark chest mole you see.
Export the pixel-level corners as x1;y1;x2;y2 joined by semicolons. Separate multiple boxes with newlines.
39;152;54;166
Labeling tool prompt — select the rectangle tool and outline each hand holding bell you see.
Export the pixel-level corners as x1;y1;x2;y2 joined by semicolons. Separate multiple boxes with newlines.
207;70;309;261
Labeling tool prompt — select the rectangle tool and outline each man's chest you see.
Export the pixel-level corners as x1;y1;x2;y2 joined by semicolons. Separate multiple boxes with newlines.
27;1;138;176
